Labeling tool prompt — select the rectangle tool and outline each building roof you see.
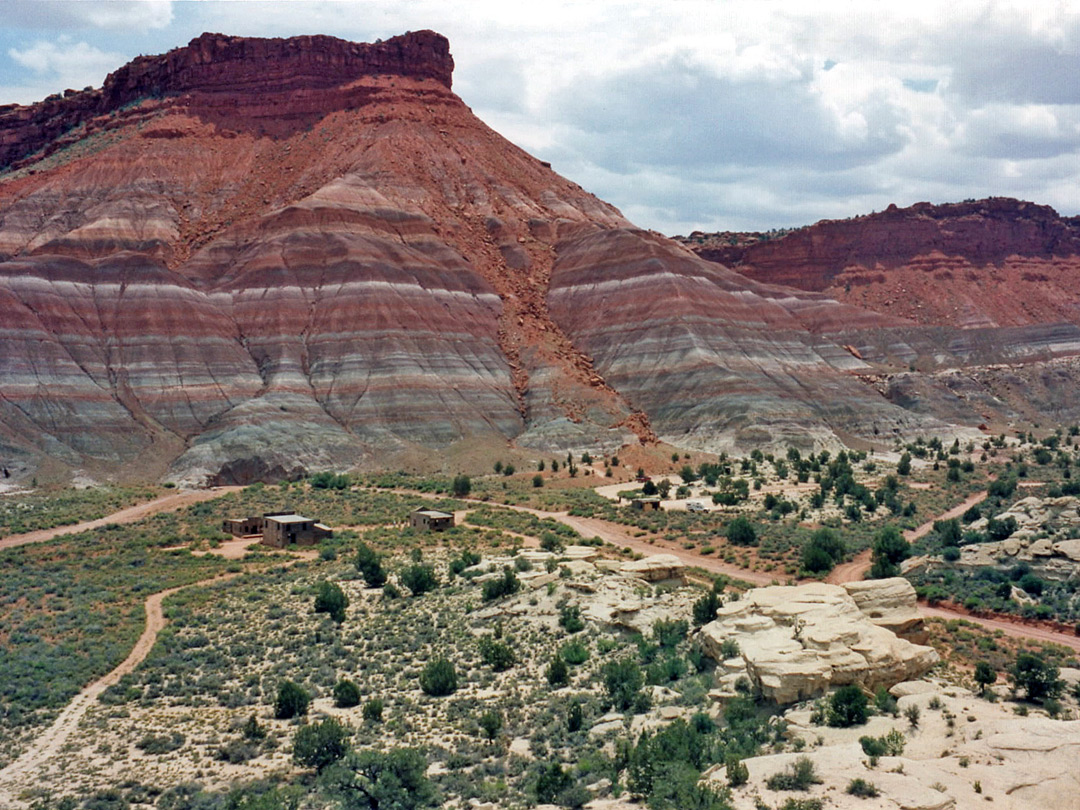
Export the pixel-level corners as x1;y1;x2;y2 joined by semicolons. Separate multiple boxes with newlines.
631;496;662;503
413;509;454;519
263;514;313;524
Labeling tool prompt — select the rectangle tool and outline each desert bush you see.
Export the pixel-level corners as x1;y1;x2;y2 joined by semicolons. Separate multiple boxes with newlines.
333;679;361;708
478;637;516;672
847;778;879;798
419;658;458;696
313;580;349;623
400;564;438;596
827;685;868;727
355;543;387;587
362;698;384;723
481;567;520;601
765;756;821;791
294;717;350;771
274;680;310;719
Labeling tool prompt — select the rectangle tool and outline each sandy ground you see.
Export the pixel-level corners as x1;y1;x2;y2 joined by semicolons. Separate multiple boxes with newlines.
0;487;244;551
0;572;238;804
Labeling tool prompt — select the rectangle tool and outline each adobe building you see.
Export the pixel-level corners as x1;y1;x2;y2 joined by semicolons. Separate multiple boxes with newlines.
222;512;332;547
262;513;333;547
410;508;455;531
222;516;262;536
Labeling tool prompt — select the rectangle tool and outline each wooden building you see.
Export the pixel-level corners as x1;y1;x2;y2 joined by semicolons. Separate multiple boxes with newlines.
630;497;663;511
410;508;455;531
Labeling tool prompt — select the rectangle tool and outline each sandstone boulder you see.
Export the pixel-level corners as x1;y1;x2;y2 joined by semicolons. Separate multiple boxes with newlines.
842;576;928;643
699;582;937;703
619;554;686;583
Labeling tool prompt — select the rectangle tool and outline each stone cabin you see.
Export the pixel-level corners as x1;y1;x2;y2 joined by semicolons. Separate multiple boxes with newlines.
410;508;455;531
262;513;333;547
630;497;663;511
223;512;332;547
222;516;263;536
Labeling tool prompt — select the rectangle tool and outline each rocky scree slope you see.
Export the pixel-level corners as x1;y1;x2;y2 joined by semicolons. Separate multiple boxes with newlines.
0;32;1016;484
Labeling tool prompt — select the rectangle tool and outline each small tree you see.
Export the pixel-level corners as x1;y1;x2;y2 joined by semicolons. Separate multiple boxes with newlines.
692;590;721;625
827;685;869;727
726;754;749;787
974;661;997;694
727;516;758;546
567;701;583;732
546;655;570;687
293;717;350;772
400;564;438;596
419;658;458;696
869;525;910;579
362;698;384;723
479;637;516;672
1011;652;1063;701
314;580;349;623
451;474;471;497
274;680;310;719
601;658;645;711
355;543;387;588
478;710;502;741
532;474;544;488
642;479;658;496
333;679;361;708
897;452;912;475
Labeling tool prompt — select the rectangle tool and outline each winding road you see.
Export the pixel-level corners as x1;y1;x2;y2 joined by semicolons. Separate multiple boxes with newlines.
0;487;243;551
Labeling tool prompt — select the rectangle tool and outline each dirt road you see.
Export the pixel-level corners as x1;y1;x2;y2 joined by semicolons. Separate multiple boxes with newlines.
905;489;988;541
0;487;243;551
0;572;236;802
921;604;1080;654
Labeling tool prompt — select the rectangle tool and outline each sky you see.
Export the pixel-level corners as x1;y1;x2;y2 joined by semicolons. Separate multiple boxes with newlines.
2;0;1080;234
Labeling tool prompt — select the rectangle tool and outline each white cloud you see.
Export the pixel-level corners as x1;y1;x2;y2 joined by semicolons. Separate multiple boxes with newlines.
3;1;173;31
8;38;123;90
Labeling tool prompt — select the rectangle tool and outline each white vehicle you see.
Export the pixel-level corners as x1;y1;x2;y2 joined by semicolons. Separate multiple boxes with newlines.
685;501;707;513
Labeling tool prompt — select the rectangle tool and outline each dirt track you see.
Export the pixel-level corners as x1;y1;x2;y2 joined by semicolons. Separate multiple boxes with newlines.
0;573;236;802
921;604;1080;653
0;487;243;551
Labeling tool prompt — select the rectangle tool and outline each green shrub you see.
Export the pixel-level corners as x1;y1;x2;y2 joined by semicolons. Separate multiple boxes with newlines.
481;567;521;601
479;637;516;671
274;680;310;719
692;590;720;625
726;754;749;787
362;698;384;723
567;701;583;732
559;604;585;633
561;640;589;666
601;658;645;711
478;709;502;741
355;543;387;587
136;731;185;755
765;756;822;791
727;516;758;546
313;580;349;623
827;685;868;727
333;679;361;708
293;717;350;771
546;655;570;687
452;474;471;497
1011;652;1063;700
400;564;438;596
419;658;458;696
847;778;879;798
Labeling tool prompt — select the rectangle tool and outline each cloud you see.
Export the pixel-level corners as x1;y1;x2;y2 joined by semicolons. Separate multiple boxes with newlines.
3;1;173;31
8;39;124;90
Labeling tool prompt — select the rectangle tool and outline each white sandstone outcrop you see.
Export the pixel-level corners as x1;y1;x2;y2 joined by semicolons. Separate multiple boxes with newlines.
699;580;937;703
